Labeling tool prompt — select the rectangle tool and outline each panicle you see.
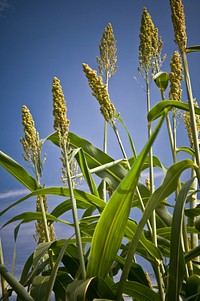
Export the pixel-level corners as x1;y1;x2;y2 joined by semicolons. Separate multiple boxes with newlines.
184;99;200;147
82;63;116;122
138;7;165;80
170;0;187;53
169;51;184;101
96;23;117;81
20;105;43;177
52;77;70;140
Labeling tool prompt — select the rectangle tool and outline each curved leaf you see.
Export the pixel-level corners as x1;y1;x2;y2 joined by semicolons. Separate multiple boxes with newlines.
166;178;195;301
123;281;159;301
0;187;105;217
75;148;99;197
186;45;200;53
0;264;34;301
148;100;200;123
66;277;115;301
0;151;38;191
117;159;197;297
47;132;127;189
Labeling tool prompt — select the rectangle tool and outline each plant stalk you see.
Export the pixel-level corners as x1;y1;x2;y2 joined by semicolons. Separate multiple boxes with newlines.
63;140;86;279
182;50;200;255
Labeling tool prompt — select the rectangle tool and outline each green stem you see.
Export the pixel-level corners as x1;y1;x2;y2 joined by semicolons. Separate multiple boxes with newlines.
161;90;176;163
103;120;108;202
0;238;9;301
146;82;165;301
182;50;199;257
182;51;200;177
63;140;86;279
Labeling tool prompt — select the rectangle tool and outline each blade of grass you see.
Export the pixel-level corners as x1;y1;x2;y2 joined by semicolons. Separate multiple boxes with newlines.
166;178;195;300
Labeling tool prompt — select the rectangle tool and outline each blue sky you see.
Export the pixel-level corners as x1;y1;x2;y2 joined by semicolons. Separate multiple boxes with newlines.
0;0;200;283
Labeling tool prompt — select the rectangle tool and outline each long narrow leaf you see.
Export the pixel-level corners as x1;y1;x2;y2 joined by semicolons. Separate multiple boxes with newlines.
166;178;195;300
0;187;105;217
117;159;197;299
75;148;99;197
0;151;38;191
0;264;34;301
148;100;200;123
123;281;159;301
86;116;165;278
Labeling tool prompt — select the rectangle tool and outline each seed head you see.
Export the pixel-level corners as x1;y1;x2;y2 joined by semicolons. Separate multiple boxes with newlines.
184;99;200;147
96;23;117;82
82;63;116;122
170;0;187;53
52;77;70;143
138;7;165;81
20;105;43;177
169;51;183;101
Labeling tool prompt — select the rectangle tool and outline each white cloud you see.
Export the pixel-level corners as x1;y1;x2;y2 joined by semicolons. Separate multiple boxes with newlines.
0;188;29;199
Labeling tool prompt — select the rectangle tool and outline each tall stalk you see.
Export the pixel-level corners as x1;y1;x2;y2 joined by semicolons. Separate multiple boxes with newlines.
52;77;86;279
97;23;117;202
20;105;55;245
170;0;200;256
138;8;166;299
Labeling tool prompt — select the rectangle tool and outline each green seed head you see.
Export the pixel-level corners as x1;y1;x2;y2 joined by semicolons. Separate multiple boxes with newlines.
169;51;183;101
83;63;116;122
184;99;200;147
96;23;117;82
170;0;187;53
138;7;165;80
52;77;70;139
20;105;43;177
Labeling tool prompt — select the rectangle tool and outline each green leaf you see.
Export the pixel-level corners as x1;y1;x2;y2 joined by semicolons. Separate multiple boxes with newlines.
176;146;195;156
166;178;195;301
186;45;200;53
0;186;105;217
1;212;69;229
66;277;116;301
153;71;169;92
185;275;200;300
0;151;38;191
47;132;127;190
148;100;200;123
30;275;50;301
123;281;159;301
117;159;197;298
0;264;34;301
75;148;99;197
86;116;165;278
44;239;70;301
115;114;137;157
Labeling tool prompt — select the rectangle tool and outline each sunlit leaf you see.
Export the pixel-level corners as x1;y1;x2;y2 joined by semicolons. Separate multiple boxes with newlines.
47;132;127;190
148;100;200;123
186;45;200;53
86;116;164;278
154;71;169;92
0;151;38;191
166;178;195;300
123;281;159;301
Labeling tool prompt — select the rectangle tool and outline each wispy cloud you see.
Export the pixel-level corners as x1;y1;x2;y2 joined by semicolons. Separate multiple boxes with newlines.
0;188;29;200
0;0;11;12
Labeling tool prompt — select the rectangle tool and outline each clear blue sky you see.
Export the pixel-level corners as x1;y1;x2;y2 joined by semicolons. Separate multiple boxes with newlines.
0;0;200;281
